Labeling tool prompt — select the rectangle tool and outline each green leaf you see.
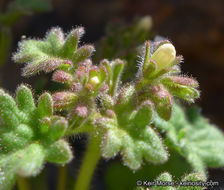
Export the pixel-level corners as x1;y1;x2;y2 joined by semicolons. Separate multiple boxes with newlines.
97;115;168;170
60;27;84;57
15;143;45;177
37;92;53;118
0;85;72;189
46;139;73;164
0;90;21;128
13;27;93;76
16;84;35;113
48;117;67;141
154;103;224;176
110;59;125;96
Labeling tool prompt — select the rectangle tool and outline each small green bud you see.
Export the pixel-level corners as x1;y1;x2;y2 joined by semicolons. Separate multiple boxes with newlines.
100;94;114;110
117;84;135;105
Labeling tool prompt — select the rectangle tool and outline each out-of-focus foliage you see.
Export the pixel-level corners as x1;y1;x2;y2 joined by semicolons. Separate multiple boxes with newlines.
154;103;224;175
94;16;153;81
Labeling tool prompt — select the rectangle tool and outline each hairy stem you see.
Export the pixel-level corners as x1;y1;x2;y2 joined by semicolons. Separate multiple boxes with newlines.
17;177;30;190
57;166;67;190
74;135;101;190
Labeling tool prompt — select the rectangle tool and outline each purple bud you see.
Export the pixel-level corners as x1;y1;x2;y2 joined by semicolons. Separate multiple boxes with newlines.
106;110;116;118
52;70;73;83
75;106;88;117
52;91;77;110
71;82;82;92
151;85;172;121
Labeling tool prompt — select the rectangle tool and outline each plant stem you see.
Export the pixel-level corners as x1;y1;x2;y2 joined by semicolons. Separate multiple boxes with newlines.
74;135;101;190
17;177;30;190
57;166;67;190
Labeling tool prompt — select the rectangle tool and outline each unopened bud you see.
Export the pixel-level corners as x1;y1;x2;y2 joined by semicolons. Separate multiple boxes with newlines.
89;76;100;87
52;70;73;84
52;91;77;110
75;106;88;117
162;76;199;87
151;43;176;71
151;85;172;121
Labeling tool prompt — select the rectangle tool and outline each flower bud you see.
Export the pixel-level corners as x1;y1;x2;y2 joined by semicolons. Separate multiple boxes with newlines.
74;106;88;117
117;84;135;105
89;76;100;88
151;85;172;121
52;91;77;110
151;43;176;71
52;70;73;84
162;76;199;87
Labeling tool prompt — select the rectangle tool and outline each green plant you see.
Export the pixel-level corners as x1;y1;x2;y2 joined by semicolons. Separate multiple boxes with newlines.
0;19;224;190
